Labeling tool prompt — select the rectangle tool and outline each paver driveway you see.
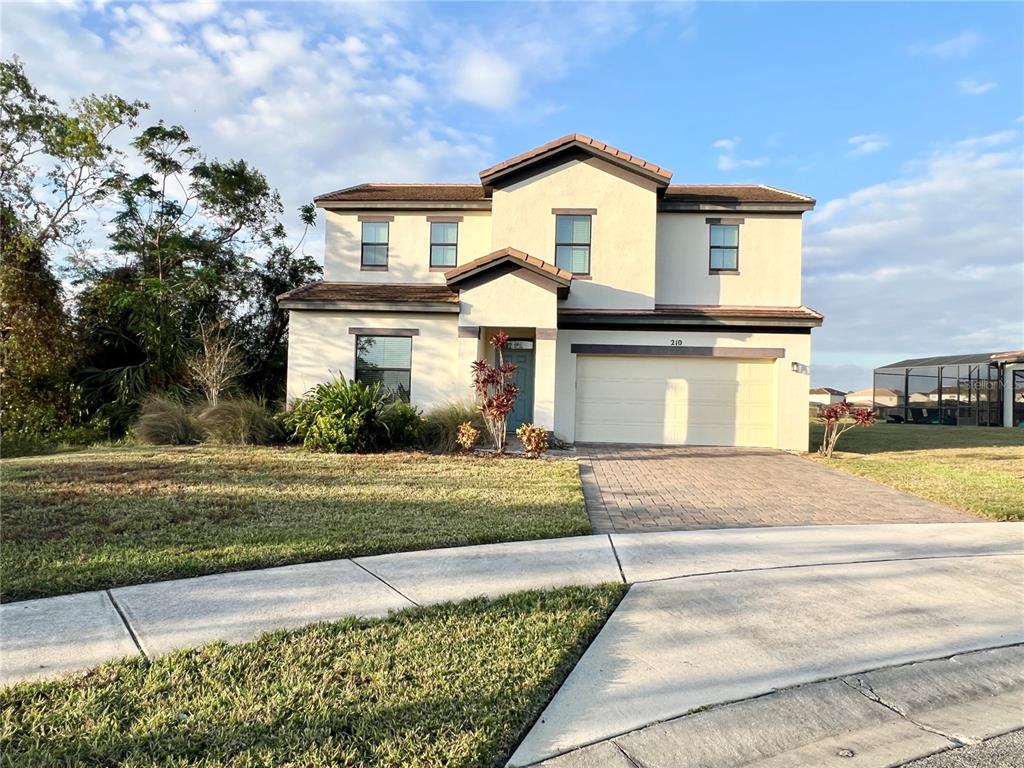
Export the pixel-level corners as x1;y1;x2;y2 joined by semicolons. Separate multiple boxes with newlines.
578;445;979;533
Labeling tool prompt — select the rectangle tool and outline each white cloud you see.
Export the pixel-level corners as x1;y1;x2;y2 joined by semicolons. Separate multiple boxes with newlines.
712;137;767;172
909;30;982;58
805;127;1024;390
957;78;997;95
848;133;888;156
451;50;522;110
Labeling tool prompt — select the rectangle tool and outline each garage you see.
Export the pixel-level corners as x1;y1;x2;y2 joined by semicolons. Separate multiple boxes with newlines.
574;354;776;447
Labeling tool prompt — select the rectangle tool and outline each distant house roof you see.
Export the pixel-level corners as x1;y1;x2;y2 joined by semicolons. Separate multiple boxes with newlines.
479;133;673;186
810;387;847;396
847;387;902;399
876;352;1010;370
991;350;1024;363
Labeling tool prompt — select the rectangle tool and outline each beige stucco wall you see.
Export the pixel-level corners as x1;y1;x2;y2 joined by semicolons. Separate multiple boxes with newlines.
286;310;461;408
323;210;493;283
655;213;803;306
490;157;659;310
552;329;812;451
458;270;558;329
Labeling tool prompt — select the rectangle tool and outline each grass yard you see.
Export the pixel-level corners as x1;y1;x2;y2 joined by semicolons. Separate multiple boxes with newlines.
0;446;591;602
0;584;625;768
809;422;1024;521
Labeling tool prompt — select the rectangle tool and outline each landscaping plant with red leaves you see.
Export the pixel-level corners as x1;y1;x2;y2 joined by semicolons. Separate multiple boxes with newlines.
817;402;877;457
472;331;519;453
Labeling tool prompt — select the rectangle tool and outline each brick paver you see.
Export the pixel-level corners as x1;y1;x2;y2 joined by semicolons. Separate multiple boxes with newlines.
578;445;980;533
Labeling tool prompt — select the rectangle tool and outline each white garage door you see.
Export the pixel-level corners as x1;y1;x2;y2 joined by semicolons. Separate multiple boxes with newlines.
575;355;776;447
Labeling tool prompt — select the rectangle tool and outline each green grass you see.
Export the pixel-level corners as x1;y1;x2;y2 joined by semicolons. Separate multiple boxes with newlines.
0;584;626;768
0;446;591;602
809;423;1024;521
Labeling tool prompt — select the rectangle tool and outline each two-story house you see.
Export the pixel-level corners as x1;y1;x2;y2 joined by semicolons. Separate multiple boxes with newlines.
279;134;823;451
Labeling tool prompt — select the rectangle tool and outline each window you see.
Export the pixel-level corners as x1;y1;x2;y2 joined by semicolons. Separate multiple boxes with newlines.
555;214;591;274
355;335;412;402
709;223;739;271
361;221;389;268
429;221;458;268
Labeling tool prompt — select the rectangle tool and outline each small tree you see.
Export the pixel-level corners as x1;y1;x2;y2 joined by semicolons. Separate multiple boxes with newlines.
818;402;876;457
471;331;519;453
187;322;245;406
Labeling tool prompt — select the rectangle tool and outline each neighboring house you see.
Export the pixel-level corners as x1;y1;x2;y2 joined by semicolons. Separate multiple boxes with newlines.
847;387;902;408
809;387;847;406
280;134;823;450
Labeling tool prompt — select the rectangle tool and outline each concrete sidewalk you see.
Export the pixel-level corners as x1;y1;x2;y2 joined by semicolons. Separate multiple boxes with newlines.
2;522;1022;685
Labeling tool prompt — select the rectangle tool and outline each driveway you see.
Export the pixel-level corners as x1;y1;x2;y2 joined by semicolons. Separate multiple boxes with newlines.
578;445;979;533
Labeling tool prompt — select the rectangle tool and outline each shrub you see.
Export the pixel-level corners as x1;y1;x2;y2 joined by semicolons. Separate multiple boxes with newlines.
421;401;489;453
381;401;423;448
516;423;549;458
284;375;391;453
455;421;480;452
817;402;877;457
133;396;204;445
471;331;519;453
196;398;282;445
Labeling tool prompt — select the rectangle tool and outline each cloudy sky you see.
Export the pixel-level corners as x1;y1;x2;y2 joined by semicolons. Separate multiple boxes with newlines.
3;0;1022;390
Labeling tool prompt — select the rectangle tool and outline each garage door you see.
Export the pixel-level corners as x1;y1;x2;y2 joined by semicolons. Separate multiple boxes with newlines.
575;355;775;447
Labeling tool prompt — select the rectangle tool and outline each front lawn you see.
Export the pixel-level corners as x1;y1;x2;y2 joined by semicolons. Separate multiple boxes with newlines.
809;423;1024;521
1;446;590;602
0;584;625;768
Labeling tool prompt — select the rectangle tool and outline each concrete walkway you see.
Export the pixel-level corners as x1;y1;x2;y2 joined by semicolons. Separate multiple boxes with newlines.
2;523;1021;687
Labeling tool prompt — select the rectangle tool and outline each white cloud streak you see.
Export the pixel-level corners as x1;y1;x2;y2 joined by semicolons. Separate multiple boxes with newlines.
848;133;888;156
909;30;982;58
712;137;768;172
957;78;997;95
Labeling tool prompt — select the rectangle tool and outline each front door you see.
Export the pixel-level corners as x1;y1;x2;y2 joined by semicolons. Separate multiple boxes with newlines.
504;340;535;431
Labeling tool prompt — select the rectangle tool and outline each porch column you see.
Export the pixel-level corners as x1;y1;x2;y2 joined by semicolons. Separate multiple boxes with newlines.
534;329;557;431
457;326;481;401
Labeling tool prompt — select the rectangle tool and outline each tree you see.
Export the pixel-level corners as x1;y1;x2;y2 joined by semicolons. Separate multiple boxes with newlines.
471;331;519;453
186;322;246;406
817;402;876;457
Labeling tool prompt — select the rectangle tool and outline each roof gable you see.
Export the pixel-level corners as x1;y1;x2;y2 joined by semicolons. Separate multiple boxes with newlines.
445;247;572;294
479;134;672;187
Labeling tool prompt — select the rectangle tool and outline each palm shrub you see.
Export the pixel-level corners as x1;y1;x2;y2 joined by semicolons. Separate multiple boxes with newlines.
421;401;489;453
133;396;204;445
284;375;392;453
197;397;282;445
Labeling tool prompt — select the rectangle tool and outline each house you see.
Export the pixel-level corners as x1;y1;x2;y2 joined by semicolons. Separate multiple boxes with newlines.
280;134;823;451
847;387;902;408
809;387;847;406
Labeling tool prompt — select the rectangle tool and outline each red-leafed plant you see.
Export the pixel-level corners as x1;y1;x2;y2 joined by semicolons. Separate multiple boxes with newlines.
817;402;877;457
471;331;519;453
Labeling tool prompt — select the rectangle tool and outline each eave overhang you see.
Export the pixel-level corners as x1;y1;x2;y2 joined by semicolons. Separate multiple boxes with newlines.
445;247;572;297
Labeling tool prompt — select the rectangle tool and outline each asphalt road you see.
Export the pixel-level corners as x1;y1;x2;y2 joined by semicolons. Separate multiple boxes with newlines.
899;730;1024;768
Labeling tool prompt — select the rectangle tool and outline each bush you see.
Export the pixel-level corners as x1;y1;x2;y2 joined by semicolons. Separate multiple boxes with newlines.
421;401;489;453
456;421;480;452
284;375;391;453
381;401;422;448
133;396;204;445
197;398;282;445
516;423;549;458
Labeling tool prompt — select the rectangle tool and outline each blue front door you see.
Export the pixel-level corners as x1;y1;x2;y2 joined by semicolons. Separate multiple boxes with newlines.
504;341;535;431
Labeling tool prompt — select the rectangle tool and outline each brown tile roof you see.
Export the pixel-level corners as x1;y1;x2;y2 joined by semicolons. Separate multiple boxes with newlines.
277;281;459;304
445;247;573;285
664;184;815;204
559;304;824;323
479;133;673;184
315;184;488;203
811;387;848;395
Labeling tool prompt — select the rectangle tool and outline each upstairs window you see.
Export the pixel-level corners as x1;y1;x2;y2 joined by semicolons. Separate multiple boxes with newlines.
709;223;739;272
429;221;458;268
355;335;412;402
555;214;591;274
361;221;389;268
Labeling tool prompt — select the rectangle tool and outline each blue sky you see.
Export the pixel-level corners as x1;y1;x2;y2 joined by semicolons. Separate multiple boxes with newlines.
4;1;1022;390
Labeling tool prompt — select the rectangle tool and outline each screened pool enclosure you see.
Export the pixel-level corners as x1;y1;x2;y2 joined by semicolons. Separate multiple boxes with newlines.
871;353;1020;427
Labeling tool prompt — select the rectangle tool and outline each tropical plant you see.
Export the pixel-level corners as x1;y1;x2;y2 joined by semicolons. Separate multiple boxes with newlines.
515;423;549;458
455;421;480;452
381;400;423;448
420;401;488;453
817;402;877;457
471;332;519;453
133;396;203;445
196;397;281;445
284;375;391;453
